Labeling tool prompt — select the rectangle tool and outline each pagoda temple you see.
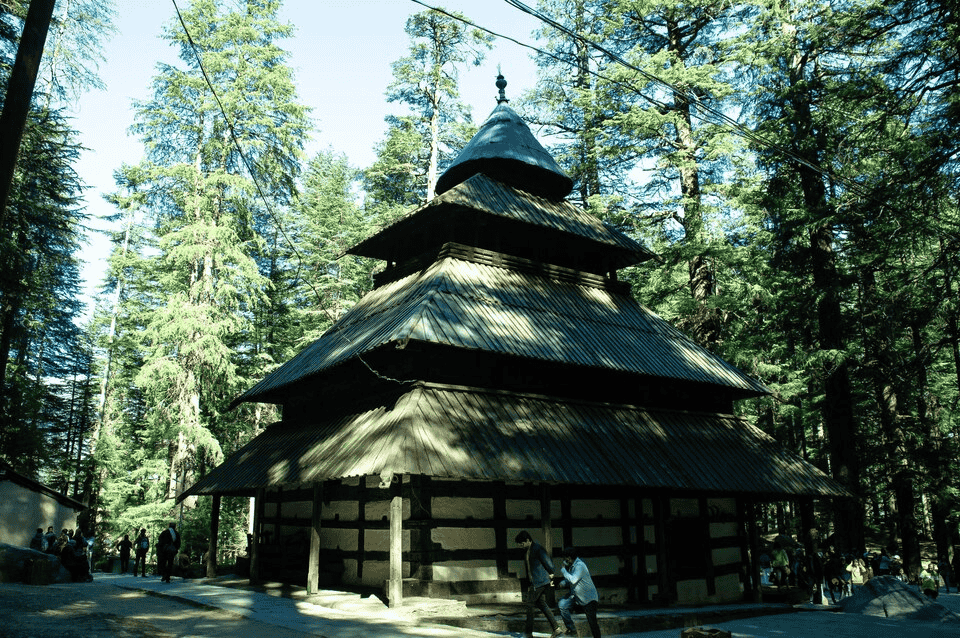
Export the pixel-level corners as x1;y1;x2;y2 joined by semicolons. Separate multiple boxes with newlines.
181;77;847;607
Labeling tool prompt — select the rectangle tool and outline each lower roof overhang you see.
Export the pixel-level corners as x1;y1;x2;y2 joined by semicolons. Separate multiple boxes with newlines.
181;383;850;503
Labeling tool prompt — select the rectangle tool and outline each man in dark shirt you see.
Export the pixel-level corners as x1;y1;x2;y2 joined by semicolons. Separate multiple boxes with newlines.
516;530;563;638
157;522;181;583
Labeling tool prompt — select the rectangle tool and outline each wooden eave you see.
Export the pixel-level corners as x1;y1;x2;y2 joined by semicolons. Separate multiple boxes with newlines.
185;382;849;502
229;253;767;409
349;174;655;274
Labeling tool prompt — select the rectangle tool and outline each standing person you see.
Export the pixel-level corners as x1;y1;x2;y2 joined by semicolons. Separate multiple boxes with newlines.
770;541;790;588
117;534;133;574
846;556;867;591
554;547;601;638
133;529;149;577
43;527;57;553
29;528;45;551
515;531;563;638
953;551;960;594
157;522;181;583
938;555;952;593
919;561;940;599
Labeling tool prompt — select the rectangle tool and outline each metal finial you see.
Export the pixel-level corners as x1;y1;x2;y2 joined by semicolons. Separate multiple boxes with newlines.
496;73;508;104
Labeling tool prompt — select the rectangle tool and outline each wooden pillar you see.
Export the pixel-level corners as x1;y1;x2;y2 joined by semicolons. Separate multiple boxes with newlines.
636;492;649;602
654;493;672;604
744;499;763;603
540;483;552;556
620;494;636;602
250;488;265;584
388;477;403;608
307;482;324;594
494;481;509;577
276;486;284;572
700;497;717;596
206;495;220;578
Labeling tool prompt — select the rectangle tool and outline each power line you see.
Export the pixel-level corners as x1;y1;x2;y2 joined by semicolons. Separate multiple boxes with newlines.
412;0;873;201
170;0;412;386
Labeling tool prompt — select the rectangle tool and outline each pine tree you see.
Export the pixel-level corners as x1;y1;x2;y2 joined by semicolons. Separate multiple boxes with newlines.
116;0;310;504
382;8;493;202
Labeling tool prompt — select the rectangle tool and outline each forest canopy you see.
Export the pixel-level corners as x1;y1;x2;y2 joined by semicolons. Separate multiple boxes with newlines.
1;0;958;577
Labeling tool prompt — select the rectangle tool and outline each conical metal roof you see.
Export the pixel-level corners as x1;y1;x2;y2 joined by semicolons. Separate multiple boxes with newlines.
435;77;573;200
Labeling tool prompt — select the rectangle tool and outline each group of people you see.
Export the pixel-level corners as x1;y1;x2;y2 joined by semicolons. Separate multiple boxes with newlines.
29;525;94;582
29;522;183;584
763;535;960;604
516;530;601;638
114;523;183;582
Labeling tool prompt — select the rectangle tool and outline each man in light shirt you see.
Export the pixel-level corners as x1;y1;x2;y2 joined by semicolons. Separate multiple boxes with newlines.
553;546;600;638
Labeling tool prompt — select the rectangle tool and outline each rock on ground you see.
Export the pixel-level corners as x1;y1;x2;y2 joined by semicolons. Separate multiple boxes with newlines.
838;575;960;623
0;542;70;584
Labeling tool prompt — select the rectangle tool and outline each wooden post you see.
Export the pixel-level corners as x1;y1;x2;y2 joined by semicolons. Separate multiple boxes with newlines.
540;483;552;556
746;499;763;603
206;495;220;578
388;478;403;608
307;482;323;594
250;488;265;584
655;494;672;604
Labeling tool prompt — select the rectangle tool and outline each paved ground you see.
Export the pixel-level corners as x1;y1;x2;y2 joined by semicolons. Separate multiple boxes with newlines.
2;572;959;637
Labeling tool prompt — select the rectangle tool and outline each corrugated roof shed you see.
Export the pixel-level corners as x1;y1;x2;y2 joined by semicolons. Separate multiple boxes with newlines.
184;383;847;501
231;253;767;407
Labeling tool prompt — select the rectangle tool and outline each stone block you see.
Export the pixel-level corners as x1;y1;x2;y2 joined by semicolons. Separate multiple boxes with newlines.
680;628;732;638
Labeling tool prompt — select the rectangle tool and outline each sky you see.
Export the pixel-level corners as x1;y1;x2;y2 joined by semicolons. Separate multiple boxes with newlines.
69;0;544;317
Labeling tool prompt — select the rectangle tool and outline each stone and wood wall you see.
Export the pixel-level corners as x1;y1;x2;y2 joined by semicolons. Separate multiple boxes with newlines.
248;474;753;606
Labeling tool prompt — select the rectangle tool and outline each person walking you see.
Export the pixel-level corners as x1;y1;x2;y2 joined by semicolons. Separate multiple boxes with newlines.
515;531;563;638
133;529;149;577
938;555;953;593
919;561;940;599
554;546;601;638
117;534;133;574
157;522;181;583
770;541;790;588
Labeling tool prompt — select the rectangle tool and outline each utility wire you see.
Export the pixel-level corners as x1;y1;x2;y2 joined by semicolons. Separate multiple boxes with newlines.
412;0;872;200
170;0;412;385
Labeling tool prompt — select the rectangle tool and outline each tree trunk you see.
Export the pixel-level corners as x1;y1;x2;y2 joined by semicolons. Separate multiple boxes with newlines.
667;18;720;351
781;14;862;550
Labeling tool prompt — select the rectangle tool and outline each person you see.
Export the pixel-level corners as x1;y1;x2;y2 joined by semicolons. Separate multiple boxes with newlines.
953;551;960;594
877;549;891;576
133;529;150;577
846;556;867;591
29;528;45;552
82;529;95;573
117;534;133;574
157;522;181;583
770;541;790;588
60;534;92;582
515;531;562;638
43;526;58;553
919;561;939;599
938;555;952;593
554;546;601;638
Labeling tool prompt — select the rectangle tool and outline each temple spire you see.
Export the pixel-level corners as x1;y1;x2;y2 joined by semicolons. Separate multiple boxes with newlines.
434;74;573;200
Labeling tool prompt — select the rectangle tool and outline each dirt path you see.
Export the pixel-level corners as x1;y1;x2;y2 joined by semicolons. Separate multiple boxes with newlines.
0;579;320;638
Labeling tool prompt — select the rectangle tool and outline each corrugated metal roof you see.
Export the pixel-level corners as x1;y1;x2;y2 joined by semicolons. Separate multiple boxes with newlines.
231;256;767;407
183;383;848;500
435;102;573;200
350;174;655;266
